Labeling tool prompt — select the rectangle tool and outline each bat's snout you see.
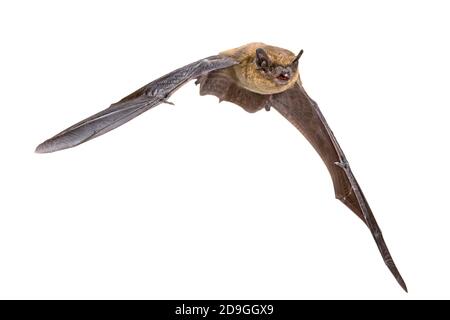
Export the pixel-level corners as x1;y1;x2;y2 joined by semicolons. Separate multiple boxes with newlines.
274;67;292;83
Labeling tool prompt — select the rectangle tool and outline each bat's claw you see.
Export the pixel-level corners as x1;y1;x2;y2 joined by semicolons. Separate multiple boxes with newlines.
334;159;349;170
156;94;175;105
162;99;175;106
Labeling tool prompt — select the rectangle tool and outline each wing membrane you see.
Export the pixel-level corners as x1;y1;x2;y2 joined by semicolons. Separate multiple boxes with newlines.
36;56;238;153
271;83;407;291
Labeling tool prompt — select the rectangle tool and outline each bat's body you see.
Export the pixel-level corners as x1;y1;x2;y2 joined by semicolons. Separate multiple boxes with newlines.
36;43;407;291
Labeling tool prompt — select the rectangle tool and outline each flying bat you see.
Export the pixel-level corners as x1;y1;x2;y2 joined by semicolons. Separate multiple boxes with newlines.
35;42;407;292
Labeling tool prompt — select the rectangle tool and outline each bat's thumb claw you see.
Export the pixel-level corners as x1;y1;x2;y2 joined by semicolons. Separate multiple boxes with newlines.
334;161;345;169
162;99;175;106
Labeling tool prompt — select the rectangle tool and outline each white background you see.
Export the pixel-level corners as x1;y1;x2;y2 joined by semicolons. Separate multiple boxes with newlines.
1;0;449;299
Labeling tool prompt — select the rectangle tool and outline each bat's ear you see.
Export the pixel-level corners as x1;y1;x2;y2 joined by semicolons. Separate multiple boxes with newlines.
255;48;271;71
291;49;304;68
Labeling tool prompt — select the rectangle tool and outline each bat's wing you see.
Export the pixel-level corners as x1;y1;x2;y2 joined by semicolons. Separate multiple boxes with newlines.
35;55;238;153
270;82;407;292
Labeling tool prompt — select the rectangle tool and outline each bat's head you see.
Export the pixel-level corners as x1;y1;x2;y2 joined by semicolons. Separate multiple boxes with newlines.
255;47;303;86
222;43;302;95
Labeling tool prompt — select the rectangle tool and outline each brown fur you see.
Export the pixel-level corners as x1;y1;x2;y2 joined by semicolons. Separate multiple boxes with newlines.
219;43;300;95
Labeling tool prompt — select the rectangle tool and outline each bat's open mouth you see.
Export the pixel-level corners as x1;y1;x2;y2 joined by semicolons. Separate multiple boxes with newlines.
277;73;290;81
